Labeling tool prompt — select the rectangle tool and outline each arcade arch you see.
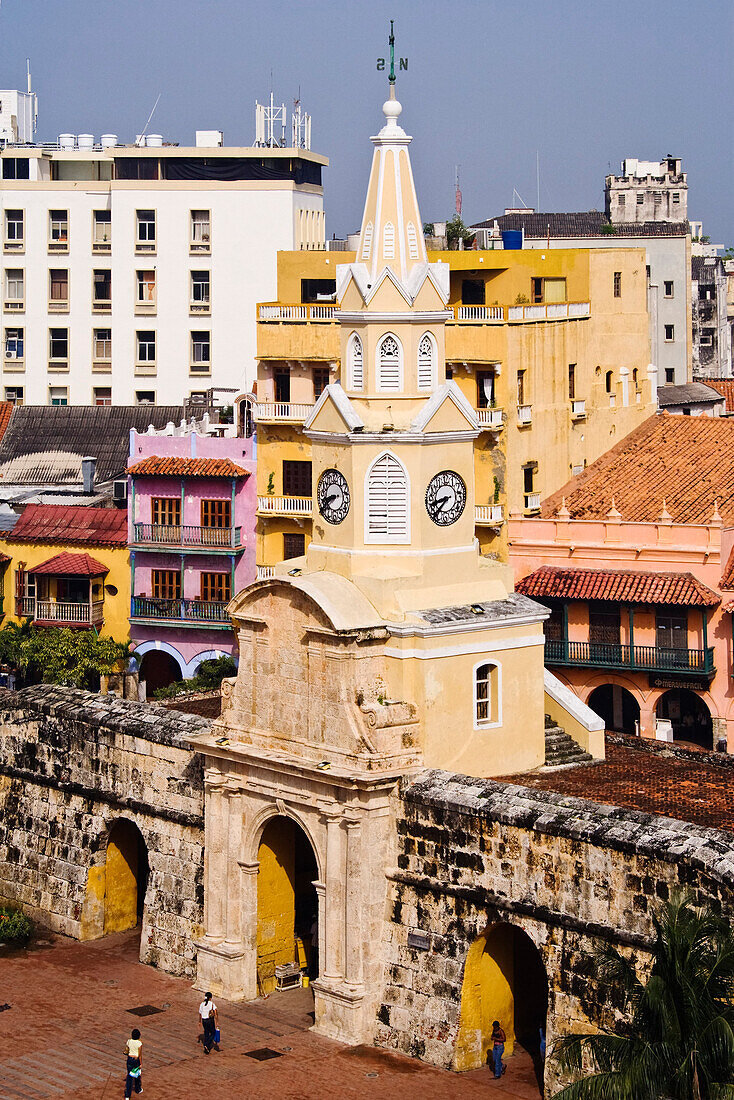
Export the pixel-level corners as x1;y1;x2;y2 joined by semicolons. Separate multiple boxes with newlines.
104;819;149;935
588;684;640;735
139;649;182;694
656;688;712;749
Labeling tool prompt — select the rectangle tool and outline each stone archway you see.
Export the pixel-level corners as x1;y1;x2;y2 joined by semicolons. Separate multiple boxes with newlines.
588;683;640;735
454;922;548;1072
139;649;182;694
656;688;712;749
104;819;149;935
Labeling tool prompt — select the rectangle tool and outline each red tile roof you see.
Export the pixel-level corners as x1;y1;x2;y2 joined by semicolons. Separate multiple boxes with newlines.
701;379;734;413
7;505;127;547
127;456;249;478
516;565;720;607
30;552;108;576
542;414;734;525
721;550;734;590
0;402;15;445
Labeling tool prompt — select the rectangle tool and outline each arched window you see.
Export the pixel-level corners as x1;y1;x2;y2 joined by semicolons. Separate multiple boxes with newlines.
417;333;435;390
349;333;363;390
365;451;409;544
407;221;419;260
377;333;402;391
474;660;501;728
383;222;395;259
605;370;614;394
361;222;373;261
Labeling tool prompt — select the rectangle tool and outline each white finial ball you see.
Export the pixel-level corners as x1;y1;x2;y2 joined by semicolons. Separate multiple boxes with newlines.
382;97;402;121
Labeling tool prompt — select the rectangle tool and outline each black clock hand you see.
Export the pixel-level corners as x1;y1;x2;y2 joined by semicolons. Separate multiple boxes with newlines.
326;491;341;505
436;490;454;511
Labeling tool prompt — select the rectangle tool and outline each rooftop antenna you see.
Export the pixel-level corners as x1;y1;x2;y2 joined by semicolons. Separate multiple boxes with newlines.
455;165;462;217
26;57;31;94
512;187;530;209
136;93;161;147
536;150;540;212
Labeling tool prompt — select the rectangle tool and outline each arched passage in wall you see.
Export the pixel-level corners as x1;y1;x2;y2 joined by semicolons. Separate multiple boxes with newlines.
454;922;548;1071
256;816;319;995
104;819;149;935
588;684;640;735
656;688;712;749
139;649;182;694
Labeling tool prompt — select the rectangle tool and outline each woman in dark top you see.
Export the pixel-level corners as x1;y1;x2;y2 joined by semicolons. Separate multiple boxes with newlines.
490;1020;506;1078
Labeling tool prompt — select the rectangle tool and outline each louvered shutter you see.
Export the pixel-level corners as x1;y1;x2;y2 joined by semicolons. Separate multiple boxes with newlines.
417;334;434;390
361;222;373;260
407;222;419;260
366;453;409;542
350;334;363;390
378;334;401;391
383;222;395;259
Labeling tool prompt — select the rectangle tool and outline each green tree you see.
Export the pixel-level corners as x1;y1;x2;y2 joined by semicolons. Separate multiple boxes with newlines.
553;895;734;1099
0;623;130;690
446;215;475;250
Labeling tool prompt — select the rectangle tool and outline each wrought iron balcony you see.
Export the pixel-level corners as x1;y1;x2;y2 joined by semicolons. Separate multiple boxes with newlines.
130;595;230;625
132;523;242;549
544;638;715;676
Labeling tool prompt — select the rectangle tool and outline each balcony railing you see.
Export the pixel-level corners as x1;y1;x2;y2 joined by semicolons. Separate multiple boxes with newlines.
257;496;313;516
517;404;533;425
453;305;505;321
130;595;230;623
255;402;315;423
545;638;715;676
132;523;242;548
475;504;504;525
524;492;541;513
18;598;104;625
507;302;590;322
476;407;504;430
571;399;586;418
256;566;275;580
257;304;337;321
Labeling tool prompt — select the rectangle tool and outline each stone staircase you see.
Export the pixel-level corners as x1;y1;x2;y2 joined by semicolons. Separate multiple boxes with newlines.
544;714;594;768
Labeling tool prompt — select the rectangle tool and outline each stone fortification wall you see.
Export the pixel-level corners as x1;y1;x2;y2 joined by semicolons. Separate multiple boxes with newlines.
0;686;207;977
378;771;734;1089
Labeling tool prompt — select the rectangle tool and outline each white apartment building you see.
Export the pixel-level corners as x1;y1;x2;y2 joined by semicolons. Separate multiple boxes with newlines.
0;111;326;406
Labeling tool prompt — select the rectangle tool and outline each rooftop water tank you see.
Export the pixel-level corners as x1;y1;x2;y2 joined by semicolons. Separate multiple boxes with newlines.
77;133;94;150
500;229;523;250
146;133;163;147
58;133;75;150
101;133;118;148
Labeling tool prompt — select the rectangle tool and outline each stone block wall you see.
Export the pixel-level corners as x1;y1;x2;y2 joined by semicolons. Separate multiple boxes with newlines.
0;686;208;977
377;770;734;1091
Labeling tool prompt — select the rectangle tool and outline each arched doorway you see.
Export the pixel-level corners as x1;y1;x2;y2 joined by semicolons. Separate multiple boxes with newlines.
454;923;547;1072
588;684;640;735
656;688;712;749
104;819;149;935
139;650;182;695
256;816;319;995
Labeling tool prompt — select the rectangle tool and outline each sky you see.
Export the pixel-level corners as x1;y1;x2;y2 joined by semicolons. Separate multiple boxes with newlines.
1;0;732;243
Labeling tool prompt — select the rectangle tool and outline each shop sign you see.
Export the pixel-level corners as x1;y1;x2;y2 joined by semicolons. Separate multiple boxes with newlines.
648;674;710;692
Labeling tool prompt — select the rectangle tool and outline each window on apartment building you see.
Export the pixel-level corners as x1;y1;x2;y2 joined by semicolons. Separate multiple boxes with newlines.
116;158;158;181
93;269;112;306
93;329;112;361
49;328;68;363
190;270;210;307
4;269;24;306
136;330;156;363
617;193;626;207
200;572;231;603
190;331;211;373
190;210;211;251
613;271;622;298
664;280;674;298
517;369;526;405
136;269;156;304
201;499;231;529
4;386;24;406
282;460;312;497
477;370;495;409
605;370;614;394
49;269;69;305
274;368;291;403
301;279;336;304
646;265;651;279
2;157;29;180
93;210;111;249
568;364;576;401
4;328;23;361
152;497;181;528
136;210;156;248
672;193;680;205
632;367;639;389
700;285;715;302
152;569;181;600
653;192;662;210
700;331;714;347
461;278;485;305
636;193;644;205
474;662;499;726
656;610;687;650
48;386;68;406
590;603;621;646
664;324;675;342
49;209;69;247
523;465;535;496
665;368;675;384
93;387;112;406
543;605;565;641
4;209;24;248
532;277;566;304
283;533;305;560
136;390;156;405
313;367;330;399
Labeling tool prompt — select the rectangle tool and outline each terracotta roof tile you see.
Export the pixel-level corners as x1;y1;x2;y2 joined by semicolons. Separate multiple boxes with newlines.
7;505;127;547
0;403;15;444
516;565;720;607
541;414;734;525
721;549;734;590
472;211;689;238
127;456;249;479
700;379;734;413
30;551;108;576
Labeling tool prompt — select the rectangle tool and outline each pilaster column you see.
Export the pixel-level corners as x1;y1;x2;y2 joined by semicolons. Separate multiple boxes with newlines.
238;860;260;999
321;805;344;982
203;771;226;942
224;785;243;946
344;816;364;989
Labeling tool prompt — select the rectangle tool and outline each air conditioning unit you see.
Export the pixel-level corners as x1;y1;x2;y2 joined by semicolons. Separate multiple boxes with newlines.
113;479;128;503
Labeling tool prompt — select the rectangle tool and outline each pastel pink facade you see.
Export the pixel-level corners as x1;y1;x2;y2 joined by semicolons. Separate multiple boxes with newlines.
509;511;734;751
128;428;256;689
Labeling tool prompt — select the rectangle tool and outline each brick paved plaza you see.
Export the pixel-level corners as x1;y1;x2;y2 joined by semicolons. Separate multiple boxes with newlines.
0;930;543;1100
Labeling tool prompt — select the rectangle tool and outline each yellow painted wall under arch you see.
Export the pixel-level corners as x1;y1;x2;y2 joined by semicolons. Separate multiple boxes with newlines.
257;816;297;994
104;820;140;935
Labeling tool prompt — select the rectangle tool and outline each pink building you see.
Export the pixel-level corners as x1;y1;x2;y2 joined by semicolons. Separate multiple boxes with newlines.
509;414;734;752
128;427;256;692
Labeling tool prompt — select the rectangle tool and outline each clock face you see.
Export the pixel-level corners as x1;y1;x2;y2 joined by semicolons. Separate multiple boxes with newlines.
317;468;351;525
425;470;467;526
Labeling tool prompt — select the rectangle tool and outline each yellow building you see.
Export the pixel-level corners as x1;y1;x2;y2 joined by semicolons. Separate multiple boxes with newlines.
1;504;130;640
252;204;654;572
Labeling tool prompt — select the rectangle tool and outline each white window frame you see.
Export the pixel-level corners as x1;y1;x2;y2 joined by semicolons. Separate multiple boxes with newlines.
93;328;112;361
136;330;156;364
376;332;403;392
473;659;502;729
92;210;111;250
190;330;211;374
417;332;436;390
4;268;24;308
348;332;363;390
136;209;156;250
49;385;68;406
4;327;24;361
4;208;24;250
190;209;211;252
664;324;675;342
664;280;674;298
364;450;410;545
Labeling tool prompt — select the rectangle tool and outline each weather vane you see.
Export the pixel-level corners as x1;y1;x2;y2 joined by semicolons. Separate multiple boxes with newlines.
377;20;408;82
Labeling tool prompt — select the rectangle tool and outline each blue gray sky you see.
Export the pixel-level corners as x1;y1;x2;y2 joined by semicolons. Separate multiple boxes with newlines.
1;0;732;243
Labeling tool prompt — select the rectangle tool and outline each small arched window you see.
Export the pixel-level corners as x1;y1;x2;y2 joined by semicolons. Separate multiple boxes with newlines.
378;333;402;392
417;333;435;390
605;370;614;394
407;221;419;260
383;222;395;259
474;660;501;728
365;451;409;544
349;333;363;390
361;221;373;261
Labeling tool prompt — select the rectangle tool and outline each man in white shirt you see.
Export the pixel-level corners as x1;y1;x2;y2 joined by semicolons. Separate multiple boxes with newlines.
198;992;219;1054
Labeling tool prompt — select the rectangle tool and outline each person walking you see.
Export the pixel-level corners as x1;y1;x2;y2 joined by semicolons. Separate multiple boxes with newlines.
123;1028;143;1097
490;1020;506;1079
199;992;219;1054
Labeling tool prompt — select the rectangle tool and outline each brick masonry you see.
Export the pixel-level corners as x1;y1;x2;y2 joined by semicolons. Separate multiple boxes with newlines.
0;685;208;977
